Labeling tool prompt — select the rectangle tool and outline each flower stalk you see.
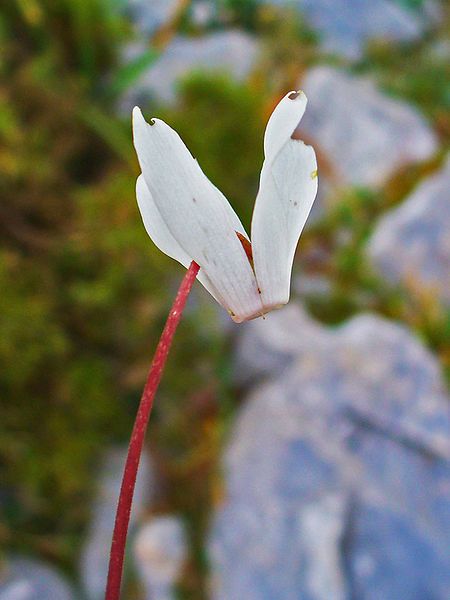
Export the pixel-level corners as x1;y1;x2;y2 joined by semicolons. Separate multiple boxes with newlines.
105;260;200;600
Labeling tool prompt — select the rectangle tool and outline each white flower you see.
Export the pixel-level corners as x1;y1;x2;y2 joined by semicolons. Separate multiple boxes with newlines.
132;90;318;323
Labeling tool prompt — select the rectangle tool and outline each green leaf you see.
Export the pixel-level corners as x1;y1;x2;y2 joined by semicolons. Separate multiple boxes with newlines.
109;48;159;97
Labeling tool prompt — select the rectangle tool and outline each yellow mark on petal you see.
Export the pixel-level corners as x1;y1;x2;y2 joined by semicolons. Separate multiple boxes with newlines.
311;169;318;179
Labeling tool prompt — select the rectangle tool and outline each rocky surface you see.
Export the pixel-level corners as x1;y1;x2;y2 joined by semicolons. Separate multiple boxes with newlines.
211;305;450;599
126;0;179;36
0;558;75;600
134;516;187;600
368;156;450;306
260;0;439;59
232;304;323;387
121;30;259;110
298;66;437;194
79;447;153;600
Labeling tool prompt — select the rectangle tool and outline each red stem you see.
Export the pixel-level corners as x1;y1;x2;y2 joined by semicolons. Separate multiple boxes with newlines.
105;261;200;600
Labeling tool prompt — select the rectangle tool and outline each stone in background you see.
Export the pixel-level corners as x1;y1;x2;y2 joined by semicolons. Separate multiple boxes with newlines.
126;0;437;59
211;305;450;599
121;30;259;110
368;156;450;306
134;516;187;600
0;558;75;600
260;0;439;59
298;66;437;193
79;447;153;600
126;0;179;36
232;304;323;387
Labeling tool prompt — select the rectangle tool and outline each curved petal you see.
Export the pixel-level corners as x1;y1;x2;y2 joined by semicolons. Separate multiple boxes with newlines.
251;93;318;310
136;175;226;305
264;90;307;165
133;107;262;322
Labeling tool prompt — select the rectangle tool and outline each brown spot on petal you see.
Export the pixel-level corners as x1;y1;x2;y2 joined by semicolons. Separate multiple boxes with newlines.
288;91;300;100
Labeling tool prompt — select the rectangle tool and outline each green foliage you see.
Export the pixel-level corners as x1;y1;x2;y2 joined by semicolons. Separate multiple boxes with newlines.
301;183;450;380
393;0;427;11
358;28;450;143
157;73;266;230
0;4;235;584
108;47;160;98
0;0;129;89
0;0;145;570
220;0;260;29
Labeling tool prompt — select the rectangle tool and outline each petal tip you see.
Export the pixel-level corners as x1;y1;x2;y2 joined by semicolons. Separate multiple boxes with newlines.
287;89;307;102
132;105;143;121
132;106;156;130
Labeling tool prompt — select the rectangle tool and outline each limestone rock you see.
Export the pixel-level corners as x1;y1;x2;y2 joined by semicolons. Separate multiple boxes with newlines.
134;516;187;600
368;156;450;306
120;31;259;109
79;447;153;600
211;307;450;599
298;67;437;192
127;0;179;36
0;558;75;600
260;0;438;59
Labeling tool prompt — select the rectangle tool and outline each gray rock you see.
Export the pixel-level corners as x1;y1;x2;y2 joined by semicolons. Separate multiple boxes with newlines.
211;306;450;599
79;447;153;600
191;1;216;27
121;30;258;109
260;0;438;59
368;156;450;306
0;558;75;600
232;304;324;386
298;67;437;194
127;0;179;36
134;516;187;600
346;435;450;600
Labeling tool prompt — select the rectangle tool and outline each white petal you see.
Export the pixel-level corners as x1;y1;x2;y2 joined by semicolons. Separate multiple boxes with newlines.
136;174;191;266
252;97;318;309
136;174;225;305
133;107;262;322
263;90;307;164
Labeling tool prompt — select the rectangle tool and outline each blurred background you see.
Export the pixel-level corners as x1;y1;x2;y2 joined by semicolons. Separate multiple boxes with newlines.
1;1;449;599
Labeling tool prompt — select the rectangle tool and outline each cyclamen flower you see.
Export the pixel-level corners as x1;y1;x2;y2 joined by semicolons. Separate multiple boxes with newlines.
106;92;319;600
132;90;318;323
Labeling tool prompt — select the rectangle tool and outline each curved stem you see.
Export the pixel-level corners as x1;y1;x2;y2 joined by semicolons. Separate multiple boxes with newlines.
105;261;200;600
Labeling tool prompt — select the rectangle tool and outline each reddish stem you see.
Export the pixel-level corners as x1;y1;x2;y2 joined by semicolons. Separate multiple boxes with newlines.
105;261;200;600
